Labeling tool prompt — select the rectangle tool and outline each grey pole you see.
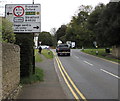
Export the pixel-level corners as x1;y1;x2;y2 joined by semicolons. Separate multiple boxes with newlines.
33;0;34;4
32;0;35;74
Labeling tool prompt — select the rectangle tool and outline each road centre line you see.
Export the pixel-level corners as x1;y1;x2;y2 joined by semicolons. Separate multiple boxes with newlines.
100;69;120;79
56;57;87;101
83;61;93;66
55;57;80;101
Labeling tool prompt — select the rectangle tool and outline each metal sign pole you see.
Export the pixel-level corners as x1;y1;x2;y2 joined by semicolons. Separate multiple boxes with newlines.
5;3;41;76
32;0;35;74
33;0;34;4
33;33;35;74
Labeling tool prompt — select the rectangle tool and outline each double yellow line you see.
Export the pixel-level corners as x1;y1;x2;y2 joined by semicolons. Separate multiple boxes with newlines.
55;55;87;101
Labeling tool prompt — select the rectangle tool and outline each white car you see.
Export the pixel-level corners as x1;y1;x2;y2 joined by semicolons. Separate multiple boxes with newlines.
41;45;50;49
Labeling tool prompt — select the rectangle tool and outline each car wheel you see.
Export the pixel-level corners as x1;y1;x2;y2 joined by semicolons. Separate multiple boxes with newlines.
57;53;60;56
68;53;70;56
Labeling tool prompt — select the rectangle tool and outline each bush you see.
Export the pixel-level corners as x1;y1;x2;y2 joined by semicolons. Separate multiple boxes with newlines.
0;17;15;43
15;34;34;77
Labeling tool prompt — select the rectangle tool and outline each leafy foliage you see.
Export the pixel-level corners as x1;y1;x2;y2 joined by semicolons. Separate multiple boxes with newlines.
96;2;120;46
55;25;67;43
54;2;120;48
15;34;34;77
1;18;15;43
38;31;53;46
65;5;93;48
34;3;120;48
87;3;106;46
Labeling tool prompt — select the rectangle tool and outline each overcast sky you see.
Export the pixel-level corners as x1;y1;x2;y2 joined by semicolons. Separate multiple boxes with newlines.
0;0;110;32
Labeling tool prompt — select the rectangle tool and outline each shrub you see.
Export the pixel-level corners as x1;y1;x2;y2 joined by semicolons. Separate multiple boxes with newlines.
0;17;15;43
15;34;34;77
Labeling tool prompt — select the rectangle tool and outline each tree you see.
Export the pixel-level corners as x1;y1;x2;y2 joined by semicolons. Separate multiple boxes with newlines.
96;2;120;46
66;5;93;48
50;27;57;35
1;17;15;43
38;31;53;46
50;28;57;46
87;3;106;47
55;25;67;43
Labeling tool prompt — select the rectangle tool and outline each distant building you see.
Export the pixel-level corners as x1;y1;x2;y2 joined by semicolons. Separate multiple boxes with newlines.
57;40;62;45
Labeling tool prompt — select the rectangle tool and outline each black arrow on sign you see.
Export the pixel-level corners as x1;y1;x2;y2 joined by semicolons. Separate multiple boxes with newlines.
7;12;12;15
33;26;39;29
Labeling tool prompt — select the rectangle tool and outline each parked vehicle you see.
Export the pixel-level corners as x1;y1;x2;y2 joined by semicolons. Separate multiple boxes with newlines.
56;44;71;56
41;45;50;49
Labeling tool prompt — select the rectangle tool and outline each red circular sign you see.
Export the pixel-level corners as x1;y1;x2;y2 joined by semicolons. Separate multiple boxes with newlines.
13;6;24;17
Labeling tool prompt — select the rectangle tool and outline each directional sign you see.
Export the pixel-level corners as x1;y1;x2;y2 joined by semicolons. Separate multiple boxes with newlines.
14;23;41;33
5;4;41;33
7;12;12;15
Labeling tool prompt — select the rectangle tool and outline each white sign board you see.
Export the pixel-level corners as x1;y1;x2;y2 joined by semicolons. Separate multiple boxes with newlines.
71;42;75;48
5;4;41;33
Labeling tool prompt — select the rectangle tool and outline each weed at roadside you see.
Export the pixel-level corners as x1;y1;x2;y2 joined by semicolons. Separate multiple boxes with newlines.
20;67;44;84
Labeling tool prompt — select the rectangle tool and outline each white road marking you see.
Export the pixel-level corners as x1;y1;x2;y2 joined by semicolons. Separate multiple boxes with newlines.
84;61;93;66
100;69;120;79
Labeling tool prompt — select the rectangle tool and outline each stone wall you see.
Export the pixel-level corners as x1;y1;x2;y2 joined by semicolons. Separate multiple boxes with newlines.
2;42;20;99
0;17;2;100
0;43;2;100
112;46;120;59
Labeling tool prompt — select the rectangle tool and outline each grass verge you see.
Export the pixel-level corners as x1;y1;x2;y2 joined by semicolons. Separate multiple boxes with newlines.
20;67;44;84
42;49;53;59
81;48;120;63
35;49;43;62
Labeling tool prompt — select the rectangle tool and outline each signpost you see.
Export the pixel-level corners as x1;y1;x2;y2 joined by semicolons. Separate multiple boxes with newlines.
5;4;41;33
5;4;41;75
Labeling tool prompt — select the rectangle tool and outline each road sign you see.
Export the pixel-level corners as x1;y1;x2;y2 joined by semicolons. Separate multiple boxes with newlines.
14;23;41;33
5;4;41;33
13;6;24;17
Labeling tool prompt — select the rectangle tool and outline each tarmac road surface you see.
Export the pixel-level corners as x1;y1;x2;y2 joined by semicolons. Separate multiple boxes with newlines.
53;49;119;100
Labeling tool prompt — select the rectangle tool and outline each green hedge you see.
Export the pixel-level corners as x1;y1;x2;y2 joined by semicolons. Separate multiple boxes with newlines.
15;33;34;77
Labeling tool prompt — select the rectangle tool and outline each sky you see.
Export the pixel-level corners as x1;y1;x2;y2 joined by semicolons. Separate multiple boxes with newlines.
0;0;110;32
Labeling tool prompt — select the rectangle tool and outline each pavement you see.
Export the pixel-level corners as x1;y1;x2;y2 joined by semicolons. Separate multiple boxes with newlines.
17;54;67;99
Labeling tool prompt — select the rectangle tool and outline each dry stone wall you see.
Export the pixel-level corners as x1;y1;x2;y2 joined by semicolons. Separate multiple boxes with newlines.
0;42;2;100
2;42;20;99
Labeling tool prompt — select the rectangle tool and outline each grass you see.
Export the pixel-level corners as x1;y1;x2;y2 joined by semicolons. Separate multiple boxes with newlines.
81;48;120;63
42;49;54;59
35;49;43;62
20;67;44;84
20;49;54;84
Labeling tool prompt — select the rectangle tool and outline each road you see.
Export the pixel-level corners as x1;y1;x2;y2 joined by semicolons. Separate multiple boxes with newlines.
53;49;119;100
